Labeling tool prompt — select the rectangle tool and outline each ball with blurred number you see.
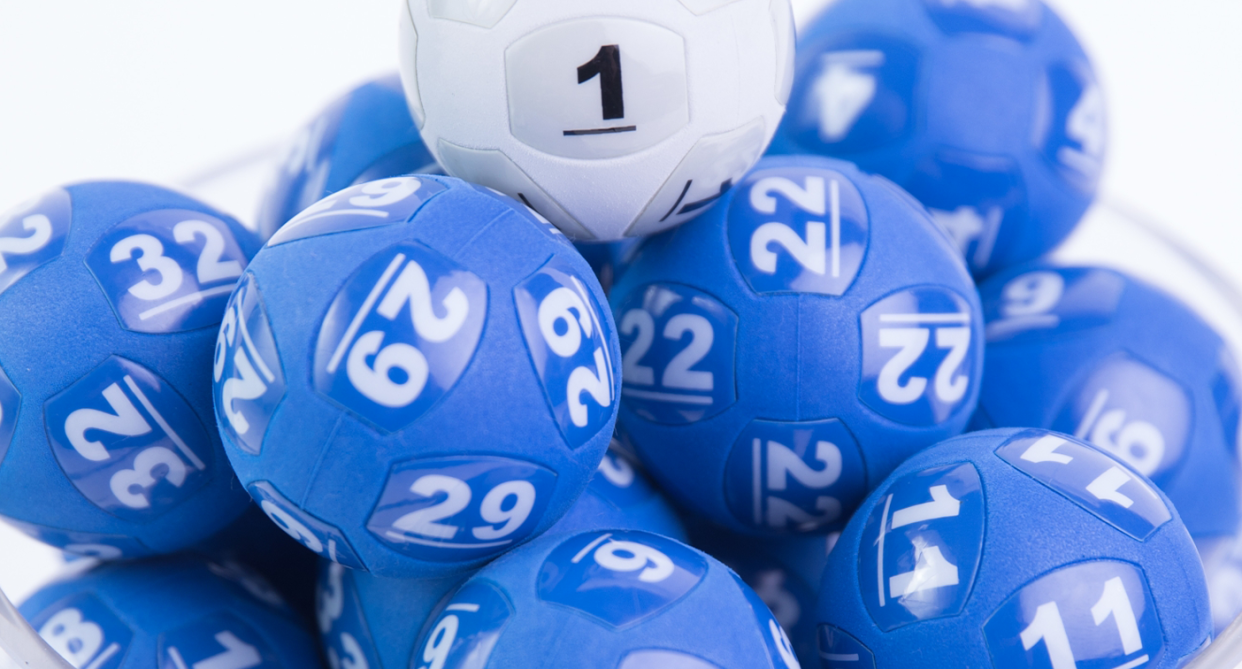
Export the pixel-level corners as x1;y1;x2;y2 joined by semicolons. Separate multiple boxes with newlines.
769;0;1106;277
255;73;440;242
692;524;837;666
0;182;257;557
1197;532;1242;634
215;175;620;578
19;556;320;669
609;154;982;537
315;441;683;669
316;560;462;669
399;0;795;241
816;428;1209;668
975;263;1241;541
411;528;800;668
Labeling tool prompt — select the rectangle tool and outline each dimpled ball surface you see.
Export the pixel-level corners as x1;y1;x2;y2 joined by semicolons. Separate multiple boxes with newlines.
410;529;801;669
18;556;322;669
215;175;621;578
975;263;1242;540
255;73;440;242
692;524;837;667
816;428;1210;669
769;0;1105;277
314;443;685;669
0;182;258;557
399;0;795;241
610;155;983;537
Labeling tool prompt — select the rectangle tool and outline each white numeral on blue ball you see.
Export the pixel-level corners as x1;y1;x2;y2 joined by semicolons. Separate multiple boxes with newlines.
40;608;106;668
877;320;971;406
0;214;54;273
418;615;458;669
592;539;675;583
389;476;536;543
621;311;715;393
60;372;204;511
337;255;468;408
748;176;837;278
537;282;613;426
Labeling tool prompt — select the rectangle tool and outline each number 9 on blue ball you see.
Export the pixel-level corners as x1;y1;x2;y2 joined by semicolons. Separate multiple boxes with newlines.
215;175;621;578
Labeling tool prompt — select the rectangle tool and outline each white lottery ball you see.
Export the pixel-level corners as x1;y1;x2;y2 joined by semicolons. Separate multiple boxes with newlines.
399;0;795;241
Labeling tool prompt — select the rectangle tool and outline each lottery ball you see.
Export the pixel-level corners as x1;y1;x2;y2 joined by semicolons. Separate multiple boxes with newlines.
18;556;321;669
609;154;983;537
255;73;440;242
315;443;685;669
0;182;258;557
399;0;795;241
316;560;463;669
769;0;1106;277
411;529;800;668
214;175;621;578
692;524;838;666
975;264;1241;540
816;428;1210;668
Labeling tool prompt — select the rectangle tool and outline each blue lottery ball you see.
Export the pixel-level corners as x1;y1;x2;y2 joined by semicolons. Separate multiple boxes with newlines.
692;524;838;667
411;529;800;668
0;182;259;557
215;175;621;578
816;428;1210;668
975;264;1241;540
256;73;439;241
609;154;982;537
572;239;642;296
18;556;321;669
316;559;463;669
314;442;686;669
769;0;1105;277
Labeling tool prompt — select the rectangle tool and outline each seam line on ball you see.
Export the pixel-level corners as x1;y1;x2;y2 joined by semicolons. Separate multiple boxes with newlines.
298;413;347;509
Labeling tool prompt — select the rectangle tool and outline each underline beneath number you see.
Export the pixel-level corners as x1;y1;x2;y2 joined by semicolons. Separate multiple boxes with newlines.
564;126;638;136
621;388;713;405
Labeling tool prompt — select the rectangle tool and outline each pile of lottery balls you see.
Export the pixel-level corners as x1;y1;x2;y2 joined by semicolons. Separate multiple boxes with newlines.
0;1;1237;668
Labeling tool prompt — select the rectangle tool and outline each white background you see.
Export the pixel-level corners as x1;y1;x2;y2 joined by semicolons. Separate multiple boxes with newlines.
0;0;1239;611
